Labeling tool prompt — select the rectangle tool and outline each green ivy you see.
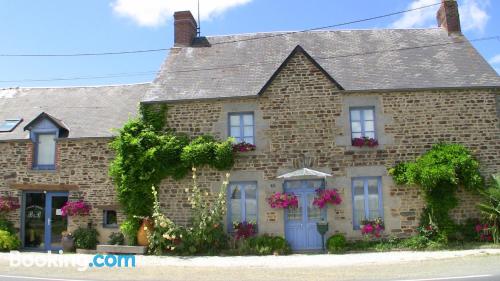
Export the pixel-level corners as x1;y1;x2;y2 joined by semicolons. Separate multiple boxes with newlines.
109;104;235;240
389;143;484;236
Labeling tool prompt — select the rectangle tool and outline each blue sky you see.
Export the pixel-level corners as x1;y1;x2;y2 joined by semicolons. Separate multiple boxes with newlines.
0;0;498;88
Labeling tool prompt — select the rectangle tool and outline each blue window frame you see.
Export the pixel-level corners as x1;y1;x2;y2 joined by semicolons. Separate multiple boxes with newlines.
227;182;258;231
351;177;383;229
228;112;255;144
33;132;57;170
349;107;376;139
103;210;118;228
0;118;22;132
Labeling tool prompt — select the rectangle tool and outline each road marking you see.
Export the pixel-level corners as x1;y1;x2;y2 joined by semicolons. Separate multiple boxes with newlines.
395;275;493;281
0;275;97;281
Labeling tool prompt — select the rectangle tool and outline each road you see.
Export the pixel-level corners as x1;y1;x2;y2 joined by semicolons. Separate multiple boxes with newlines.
0;252;499;281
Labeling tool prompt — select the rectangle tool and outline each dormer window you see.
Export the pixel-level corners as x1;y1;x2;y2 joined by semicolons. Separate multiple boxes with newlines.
0;118;22;132
24;112;69;171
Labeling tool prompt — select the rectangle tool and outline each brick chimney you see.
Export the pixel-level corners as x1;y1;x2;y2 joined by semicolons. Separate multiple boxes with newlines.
436;0;461;35
174;11;197;47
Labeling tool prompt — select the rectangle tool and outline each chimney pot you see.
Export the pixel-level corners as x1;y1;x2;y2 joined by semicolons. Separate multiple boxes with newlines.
437;0;461;35
174;11;197;47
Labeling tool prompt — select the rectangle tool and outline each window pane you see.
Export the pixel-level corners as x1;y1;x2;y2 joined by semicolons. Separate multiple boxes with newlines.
243;114;253;126
353;180;365;226
306;180;323;189
351;121;362;133
245;184;256;199
350;110;361;121
229;115;240;127
352;132;362;139
364;132;375;139
244;137;254;144
230;184;242;222
243;126;253;137
285;181;302;189
364;109;374;121
307;193;321;220
287;196;302;221
37;134;56;165
367;179;380;219
364;121;375;132
105;210;117;226
230;126;241;138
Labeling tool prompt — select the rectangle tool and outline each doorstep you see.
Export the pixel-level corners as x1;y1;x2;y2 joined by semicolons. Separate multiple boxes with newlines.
96;245;147;255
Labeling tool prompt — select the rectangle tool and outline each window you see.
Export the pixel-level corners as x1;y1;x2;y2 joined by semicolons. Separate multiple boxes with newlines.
0;118;22;132
352;177;383;229
228;182;257;229
33;133;56;170
349;107;376;139
103;210;118;228
228;112;254;144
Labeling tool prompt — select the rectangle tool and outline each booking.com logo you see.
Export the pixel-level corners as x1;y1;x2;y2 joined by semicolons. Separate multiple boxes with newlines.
9;251;136;271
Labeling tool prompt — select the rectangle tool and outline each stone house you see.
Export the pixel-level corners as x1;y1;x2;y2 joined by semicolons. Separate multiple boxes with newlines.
143;1;499;251
0;0;498;252
0;84;147;250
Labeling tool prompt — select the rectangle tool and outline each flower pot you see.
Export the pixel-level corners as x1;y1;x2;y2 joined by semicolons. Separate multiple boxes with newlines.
61;236;75;253
137;219;153;247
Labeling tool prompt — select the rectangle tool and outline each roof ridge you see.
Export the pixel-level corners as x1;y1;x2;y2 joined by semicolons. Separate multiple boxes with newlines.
0;82;151;91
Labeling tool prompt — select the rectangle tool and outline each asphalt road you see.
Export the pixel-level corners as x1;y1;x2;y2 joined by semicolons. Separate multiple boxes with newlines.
0;253;499;281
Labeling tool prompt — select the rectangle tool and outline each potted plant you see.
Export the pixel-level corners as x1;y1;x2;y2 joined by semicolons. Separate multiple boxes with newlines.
233;221;257;240
232;141;256;152
351;137;379;148
360;218;385;238
137;217;153;247
0;196;20;217
73;225;99;254
61;231;75;252
61;200;91;217
267;192;299;209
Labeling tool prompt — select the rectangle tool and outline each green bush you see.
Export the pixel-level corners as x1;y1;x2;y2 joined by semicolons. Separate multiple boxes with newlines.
108;232;125;245
73;227;99;250
327;234;347;253
242;234;291;255
120;219;139;246
0;230;20;251
0;219;15;235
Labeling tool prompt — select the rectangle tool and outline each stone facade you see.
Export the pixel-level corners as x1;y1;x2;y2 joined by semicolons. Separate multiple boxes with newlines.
156;51;500;239
0;138;124;244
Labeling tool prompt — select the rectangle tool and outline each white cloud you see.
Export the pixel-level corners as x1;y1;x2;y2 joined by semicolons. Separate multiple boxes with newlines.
490;54;500;65
111;0;252;27
391;0;490;33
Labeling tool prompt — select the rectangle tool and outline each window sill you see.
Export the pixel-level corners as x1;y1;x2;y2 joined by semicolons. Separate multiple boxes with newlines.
29;168;57;173
103;225;119;229
345;145;384;152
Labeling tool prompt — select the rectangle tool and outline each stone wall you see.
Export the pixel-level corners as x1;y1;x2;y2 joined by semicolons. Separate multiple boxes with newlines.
0;138;123;243
158;50;500;238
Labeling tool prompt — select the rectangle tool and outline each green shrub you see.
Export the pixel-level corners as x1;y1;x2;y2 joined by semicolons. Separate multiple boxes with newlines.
108;232;125;245
0;230;20;251
242;234;291;255
0;219;15;235
73;227;99;250
327;234;347;253
120;219;139;246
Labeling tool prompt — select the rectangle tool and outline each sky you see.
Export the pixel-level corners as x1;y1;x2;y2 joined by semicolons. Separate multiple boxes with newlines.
0;0;498;88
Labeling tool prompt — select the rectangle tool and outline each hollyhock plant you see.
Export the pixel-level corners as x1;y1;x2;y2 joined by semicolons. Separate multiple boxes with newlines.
267;192;298;209
232;142;256;152
0;196;20;214
352;137;379;148
233;221;257;240
361;218;385;238
61;200;91;217
313;189;342;208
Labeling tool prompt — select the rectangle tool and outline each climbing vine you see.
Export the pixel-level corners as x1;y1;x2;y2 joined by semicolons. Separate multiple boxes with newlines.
389;143;484;236
109;103;235;242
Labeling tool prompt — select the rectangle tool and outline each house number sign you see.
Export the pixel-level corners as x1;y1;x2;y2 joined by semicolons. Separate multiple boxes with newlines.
266;211;277;222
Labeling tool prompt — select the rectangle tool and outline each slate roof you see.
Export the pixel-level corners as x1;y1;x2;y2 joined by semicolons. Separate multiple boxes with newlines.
0;83;148;141
145;28;500;102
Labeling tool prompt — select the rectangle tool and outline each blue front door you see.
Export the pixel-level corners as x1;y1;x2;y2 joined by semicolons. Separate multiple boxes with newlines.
22;192;68;251
284;180;325;250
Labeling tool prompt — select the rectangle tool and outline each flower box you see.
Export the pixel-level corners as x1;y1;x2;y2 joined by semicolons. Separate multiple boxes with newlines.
232;142;256;152
361;218;384;238
313;189;342;209
351;137;379;148
61;200;91;217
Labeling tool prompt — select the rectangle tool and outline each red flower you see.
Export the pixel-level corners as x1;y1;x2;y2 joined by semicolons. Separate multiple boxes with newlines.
313;189;342;209
351;137;379;148
267;192;298;209
61;200;91;217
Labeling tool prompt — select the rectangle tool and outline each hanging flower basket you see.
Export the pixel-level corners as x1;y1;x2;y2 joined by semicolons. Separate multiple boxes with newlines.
267;192;298;209
312;189;342;208
232;141;256;152
352;137;379;148
0;196;20;214
61;200;91;217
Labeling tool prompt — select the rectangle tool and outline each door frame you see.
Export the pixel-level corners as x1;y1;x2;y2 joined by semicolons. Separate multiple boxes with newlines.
21;191;69;251
283;179;326;250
